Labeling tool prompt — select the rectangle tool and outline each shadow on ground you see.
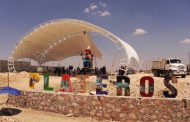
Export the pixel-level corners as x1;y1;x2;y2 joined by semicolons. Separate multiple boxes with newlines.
0;108;22;116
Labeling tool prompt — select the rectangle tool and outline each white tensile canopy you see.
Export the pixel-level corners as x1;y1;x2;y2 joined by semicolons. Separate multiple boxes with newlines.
11;19;139;66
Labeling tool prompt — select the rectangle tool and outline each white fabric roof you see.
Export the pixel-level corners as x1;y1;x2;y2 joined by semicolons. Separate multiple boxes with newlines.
12;19;139;65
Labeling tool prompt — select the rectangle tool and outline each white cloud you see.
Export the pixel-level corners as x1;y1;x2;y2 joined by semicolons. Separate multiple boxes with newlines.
180;38;190;44
98;11;111;16
99;1;107;7
83;2;110;17
89;3;98;10
84;8;90;13
84;3;97;13
133;28;147;36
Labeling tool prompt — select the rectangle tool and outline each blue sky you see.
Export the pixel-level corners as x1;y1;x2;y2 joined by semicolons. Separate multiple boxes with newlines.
0;0;190;66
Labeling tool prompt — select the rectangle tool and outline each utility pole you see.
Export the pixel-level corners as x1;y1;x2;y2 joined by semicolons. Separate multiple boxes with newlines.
188;49;190;65
145;60;148;72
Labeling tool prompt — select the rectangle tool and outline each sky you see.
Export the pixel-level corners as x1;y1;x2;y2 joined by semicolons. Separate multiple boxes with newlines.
0;0;190;68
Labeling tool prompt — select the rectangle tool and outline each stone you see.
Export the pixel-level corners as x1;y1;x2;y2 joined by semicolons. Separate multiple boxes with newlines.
90;110;96;116
96;112;103;117
177;112;182;118
110;111;120;120
92;101;96;105
115;108;121;112
126;120;134;122
92;106;97;110
72;102;78;107
129;104;135;109
40;102;46;106
187;118;190;121
50;106;54;111
120;113;127;118
153;120;158;122
136;120;143;122
104;113;111;118
128;113;136;119
155;110;159;114
39;106;43;110
68;109;73;113
150;115;157;120
140;108;145;113
66;113;73;117
6;90;190;122
160;119;165;122
163;115;168;119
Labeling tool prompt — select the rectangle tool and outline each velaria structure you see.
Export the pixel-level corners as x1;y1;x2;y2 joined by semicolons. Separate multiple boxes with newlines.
9;19;139;72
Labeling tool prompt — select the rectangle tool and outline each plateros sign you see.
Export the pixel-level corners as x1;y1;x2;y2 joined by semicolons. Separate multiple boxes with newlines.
29;73;179;98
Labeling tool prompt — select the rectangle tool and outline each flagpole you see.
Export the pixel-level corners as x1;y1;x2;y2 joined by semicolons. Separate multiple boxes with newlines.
8;71;9;87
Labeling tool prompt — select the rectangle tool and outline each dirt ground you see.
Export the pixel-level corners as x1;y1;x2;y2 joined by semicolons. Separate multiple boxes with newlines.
0;105;103;122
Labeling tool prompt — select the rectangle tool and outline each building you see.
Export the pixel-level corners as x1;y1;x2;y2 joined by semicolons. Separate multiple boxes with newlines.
0;60;31;72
